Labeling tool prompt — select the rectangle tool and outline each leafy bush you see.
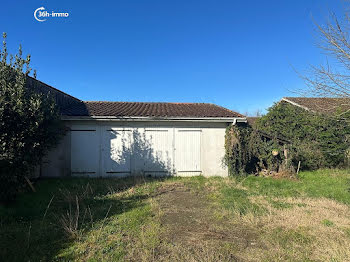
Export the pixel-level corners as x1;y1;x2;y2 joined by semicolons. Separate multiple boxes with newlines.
248;129;291;172
224;123;293;176
224;123;253;175
0;33;65;202
256;102;349;170
224;102;350;176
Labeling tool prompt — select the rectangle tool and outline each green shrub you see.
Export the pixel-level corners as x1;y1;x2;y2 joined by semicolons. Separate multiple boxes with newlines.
256;102;349;170
225;102;349;175
224;123;293;176
224;123;253;175
0;33;65;202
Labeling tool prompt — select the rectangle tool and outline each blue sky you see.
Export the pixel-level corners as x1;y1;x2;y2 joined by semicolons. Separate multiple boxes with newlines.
0;0;345;115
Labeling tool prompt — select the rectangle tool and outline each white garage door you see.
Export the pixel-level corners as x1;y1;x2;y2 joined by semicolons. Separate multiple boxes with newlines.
175;129;201;175
70;125;202;177
144;128;173;176
71;127;99;176
102;128;132;176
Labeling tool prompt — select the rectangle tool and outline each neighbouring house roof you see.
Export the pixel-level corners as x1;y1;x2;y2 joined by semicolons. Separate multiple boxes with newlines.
61;101;244;118
246;117;260;126
26;76;82;113
282;97;350;114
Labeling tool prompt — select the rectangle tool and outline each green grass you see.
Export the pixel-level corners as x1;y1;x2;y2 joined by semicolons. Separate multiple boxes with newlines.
321;219;335;227
0;169;349;261
241;169;350;204
219;187;266;215
186;169;350;214
0;177;162;262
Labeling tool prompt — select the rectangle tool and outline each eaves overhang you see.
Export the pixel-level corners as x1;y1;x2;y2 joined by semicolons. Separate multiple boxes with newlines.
61;115;247;123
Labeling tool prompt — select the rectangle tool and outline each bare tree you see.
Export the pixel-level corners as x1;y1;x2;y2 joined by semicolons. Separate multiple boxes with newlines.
301;9;350;99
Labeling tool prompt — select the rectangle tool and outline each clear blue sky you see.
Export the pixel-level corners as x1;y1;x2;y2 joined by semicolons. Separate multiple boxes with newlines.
0;0;345;115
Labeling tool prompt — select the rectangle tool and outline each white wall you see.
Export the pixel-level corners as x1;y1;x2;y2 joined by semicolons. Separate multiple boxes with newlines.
42;120;230;177
201;126;228;177
41;131;71;177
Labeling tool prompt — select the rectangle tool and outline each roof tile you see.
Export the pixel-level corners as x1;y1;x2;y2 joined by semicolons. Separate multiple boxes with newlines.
62;101;243;118
283;97;350;114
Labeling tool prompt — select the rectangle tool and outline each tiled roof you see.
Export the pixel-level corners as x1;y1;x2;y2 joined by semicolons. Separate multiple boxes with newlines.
282;97;350;114
24;77;243;118
246;117;260;126
62;101;243;118
26;76;82;113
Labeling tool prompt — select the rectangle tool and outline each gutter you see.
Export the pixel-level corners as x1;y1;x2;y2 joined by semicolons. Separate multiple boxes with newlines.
230;117;247;126
61;115;247;123
280;98;310;111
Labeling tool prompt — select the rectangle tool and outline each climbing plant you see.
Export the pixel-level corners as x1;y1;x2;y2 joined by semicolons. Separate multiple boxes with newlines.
224;123;252;175
224;123;293;176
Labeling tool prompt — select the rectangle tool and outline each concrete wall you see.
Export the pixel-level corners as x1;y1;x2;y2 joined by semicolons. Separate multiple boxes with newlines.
42;120;230;177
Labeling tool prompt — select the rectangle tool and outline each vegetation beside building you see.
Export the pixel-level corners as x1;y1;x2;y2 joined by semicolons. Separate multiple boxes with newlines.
225;101;350;176
0;33;64;202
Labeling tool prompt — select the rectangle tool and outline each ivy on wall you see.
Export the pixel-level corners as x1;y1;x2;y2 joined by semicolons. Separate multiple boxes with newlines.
224;123;293;176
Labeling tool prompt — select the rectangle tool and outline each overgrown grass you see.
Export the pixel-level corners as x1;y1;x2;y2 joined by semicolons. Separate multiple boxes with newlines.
242;169;350;204
0;169;349;261
174;169;350;261
0;177;162;261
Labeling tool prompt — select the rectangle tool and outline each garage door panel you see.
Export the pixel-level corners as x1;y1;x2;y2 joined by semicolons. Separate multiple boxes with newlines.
70;125;203;177
175;129;201;172
144;128;173;173
103;128;132;175
71;128;99;175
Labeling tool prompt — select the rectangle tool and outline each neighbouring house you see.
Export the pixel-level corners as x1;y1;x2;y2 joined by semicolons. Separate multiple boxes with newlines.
280;97;350;114
28;78;246;178
246;116;260;126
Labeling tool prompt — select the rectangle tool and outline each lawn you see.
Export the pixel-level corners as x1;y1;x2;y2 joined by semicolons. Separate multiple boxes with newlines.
1;169;350;261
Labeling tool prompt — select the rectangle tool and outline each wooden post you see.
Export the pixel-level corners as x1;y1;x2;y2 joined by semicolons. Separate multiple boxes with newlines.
24;176;36;192
296;161;301;175
283;145;288;169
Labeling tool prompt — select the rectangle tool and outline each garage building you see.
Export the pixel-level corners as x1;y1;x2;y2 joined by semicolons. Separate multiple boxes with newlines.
41;101;245;178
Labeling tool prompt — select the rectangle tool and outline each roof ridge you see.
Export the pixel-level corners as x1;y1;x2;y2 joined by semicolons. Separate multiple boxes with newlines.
27;76;82;102
84;101;214;104
284;96;349;99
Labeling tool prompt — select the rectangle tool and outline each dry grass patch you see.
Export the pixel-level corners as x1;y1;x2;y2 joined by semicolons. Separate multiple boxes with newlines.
183;171;350;261
224;196;350;261
151;181;260;261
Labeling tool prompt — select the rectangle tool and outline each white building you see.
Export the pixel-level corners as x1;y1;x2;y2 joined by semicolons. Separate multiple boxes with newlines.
27;78;246;178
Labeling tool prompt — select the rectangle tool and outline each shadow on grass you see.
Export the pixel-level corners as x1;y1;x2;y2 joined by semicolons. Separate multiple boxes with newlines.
1;125;181;261
0;176;168;262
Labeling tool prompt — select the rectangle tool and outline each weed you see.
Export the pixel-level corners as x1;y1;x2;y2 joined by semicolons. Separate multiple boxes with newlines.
59;195;81;239
345;228;350;238
269;199;294;209
321;219;335;227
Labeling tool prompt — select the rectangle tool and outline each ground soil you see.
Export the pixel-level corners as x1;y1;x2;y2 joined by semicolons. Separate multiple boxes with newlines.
155;182;259;255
